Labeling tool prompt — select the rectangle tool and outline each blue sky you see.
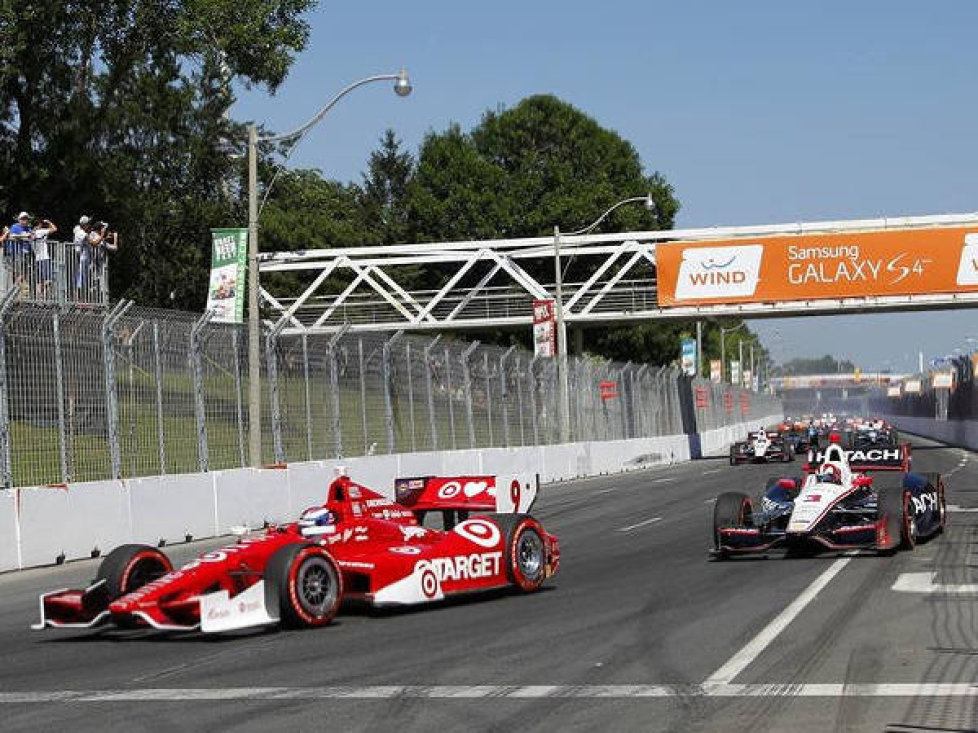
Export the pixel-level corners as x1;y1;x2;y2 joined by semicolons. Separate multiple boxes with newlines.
234;1;978;370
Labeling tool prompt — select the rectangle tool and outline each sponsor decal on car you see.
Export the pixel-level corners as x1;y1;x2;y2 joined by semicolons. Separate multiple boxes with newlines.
423;551;503;583
911;491;939;514
811;448;902;464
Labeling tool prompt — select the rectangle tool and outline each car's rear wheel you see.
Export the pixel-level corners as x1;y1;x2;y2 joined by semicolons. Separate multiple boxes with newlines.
729;446;738;466
266;544;343;628
713;492;752;554
901;491;917;550
96;544;173;601
486;514;548;592
876;482;908;554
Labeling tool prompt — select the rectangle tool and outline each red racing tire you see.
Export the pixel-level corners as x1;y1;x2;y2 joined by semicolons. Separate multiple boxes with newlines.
96;544;173;600
265;544;343;629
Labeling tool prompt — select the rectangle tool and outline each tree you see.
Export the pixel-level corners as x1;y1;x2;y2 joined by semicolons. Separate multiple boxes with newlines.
0;0;316;308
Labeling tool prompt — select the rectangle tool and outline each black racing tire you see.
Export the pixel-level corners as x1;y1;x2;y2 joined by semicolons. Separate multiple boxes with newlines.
925;472;948;535
876;482;910;554
95;544;173;601
729;445;739;467
713;491;752;553
265;544;343;629
486;514;548;592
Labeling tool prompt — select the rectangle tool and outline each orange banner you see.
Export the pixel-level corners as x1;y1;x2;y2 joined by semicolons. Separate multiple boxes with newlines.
656;226;978;306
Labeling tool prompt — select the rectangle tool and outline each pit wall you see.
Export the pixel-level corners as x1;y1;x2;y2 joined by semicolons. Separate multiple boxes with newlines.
0;413;781;572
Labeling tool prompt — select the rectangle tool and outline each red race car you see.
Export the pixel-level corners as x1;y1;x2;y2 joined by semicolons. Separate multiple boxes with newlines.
32;472;559;634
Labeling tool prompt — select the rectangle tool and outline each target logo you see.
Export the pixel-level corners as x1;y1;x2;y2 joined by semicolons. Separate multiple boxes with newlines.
455;519;502;548
417;562;439;599
389;546;422;555
437;481;462;499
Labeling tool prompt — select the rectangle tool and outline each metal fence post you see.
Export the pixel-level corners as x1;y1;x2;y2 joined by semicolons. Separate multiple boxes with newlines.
301;334;313;461
327;325;349;458
445;345;457;450
382;331;404;455
52;309;69;482
619;362;632;439
102;299;133;479
635;364;649;438
515;354;525;446
358;337;368;455
529;355;540;445
484;351;494;448
423;335;441;451
124;320;146;478
499;346;516;447
153;320;168;474
266;319;288;465
190;309;213;473
406;341;417;452
461;341;480;449
0;288;19;487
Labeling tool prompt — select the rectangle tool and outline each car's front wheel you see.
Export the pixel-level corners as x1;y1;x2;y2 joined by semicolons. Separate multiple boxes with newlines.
96;544;173;600
265;544;343;628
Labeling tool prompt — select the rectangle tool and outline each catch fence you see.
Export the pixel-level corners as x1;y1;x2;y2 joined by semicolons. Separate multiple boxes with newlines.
0;299;780;487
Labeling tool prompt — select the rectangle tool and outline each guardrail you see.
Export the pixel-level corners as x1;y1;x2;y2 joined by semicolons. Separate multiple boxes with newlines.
2;239;108;306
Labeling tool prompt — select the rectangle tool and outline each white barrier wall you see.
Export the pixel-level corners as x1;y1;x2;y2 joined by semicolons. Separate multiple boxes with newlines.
0;489;19;573
877;413;978;452
5;415;776;571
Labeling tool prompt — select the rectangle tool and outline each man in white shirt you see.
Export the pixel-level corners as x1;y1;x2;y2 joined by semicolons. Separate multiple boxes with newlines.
33;217;57;299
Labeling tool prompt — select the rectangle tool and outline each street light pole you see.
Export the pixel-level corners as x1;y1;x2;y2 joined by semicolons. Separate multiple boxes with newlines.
246;70;411;466
247;124;260;465
553;194;655;443
719;322;747;383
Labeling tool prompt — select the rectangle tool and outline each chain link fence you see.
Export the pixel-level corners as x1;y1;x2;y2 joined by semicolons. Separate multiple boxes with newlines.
0;299;781;488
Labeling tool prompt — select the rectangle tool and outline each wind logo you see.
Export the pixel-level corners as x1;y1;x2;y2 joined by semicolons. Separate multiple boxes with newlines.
674;245;763;300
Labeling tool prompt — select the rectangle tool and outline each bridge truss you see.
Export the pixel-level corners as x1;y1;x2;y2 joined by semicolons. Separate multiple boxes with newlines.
259;212;978;336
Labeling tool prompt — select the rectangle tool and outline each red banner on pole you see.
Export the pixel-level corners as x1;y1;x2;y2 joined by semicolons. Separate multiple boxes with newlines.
533;300;556;358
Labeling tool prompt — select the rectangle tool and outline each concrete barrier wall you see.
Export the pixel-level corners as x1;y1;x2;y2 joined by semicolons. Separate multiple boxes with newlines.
5;415;775;571
877;413;978;452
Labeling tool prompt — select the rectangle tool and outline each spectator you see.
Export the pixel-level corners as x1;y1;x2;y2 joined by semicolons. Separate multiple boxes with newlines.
87;221;118;296
6;212;33;296
73;215;93;292
32;217;57;299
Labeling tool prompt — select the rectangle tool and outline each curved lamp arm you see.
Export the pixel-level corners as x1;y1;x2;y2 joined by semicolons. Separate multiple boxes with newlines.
260;70;411;144
562;194;655;237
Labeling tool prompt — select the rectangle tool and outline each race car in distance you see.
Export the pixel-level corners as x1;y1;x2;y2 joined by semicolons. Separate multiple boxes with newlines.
33;473;559;634
712;443;945;557
805;426;911;473
730;429;793;465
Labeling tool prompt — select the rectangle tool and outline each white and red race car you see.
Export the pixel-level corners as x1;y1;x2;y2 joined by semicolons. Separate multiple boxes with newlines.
32;472;559;634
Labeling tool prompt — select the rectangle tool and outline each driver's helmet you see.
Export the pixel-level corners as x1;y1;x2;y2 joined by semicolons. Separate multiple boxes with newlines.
817;465;842;484
298;506;336;536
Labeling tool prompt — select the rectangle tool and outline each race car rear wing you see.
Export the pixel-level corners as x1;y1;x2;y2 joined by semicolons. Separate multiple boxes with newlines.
393;473;539;514
804;442;911;473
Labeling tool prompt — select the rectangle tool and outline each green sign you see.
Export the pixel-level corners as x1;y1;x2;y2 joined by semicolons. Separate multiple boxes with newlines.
206;228;248;323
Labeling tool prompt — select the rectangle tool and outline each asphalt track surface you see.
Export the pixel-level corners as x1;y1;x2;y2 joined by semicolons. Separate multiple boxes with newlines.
0;435;976;732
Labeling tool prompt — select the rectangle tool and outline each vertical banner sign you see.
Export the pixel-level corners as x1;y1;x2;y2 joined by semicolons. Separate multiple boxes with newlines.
680;338;697;376
730;360;741;387
723;392;734;413
694;386;709;408
207;228;248;323
599;381;619;400
533;300;556;358
742;369;752;389
740;392;750;416
710;359;722;383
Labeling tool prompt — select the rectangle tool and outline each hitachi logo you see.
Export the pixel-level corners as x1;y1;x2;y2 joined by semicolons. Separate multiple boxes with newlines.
812;448;901;463
688;271;747;286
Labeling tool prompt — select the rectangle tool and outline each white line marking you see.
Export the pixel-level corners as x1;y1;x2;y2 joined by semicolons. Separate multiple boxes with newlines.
892;572;978;595
652;478;674;484
948;504;978;513
704;557;851;685
702;469;723;475
0;684;975;702
617;517;662;532
596;488;615;494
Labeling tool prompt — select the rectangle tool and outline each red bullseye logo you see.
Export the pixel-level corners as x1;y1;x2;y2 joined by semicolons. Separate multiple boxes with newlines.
455;519;501;548
421;566;438;599
437;481;462;499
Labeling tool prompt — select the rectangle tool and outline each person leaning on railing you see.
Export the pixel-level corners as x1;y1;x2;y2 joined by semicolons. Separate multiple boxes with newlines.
32;217;57;300
4;212;34;296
